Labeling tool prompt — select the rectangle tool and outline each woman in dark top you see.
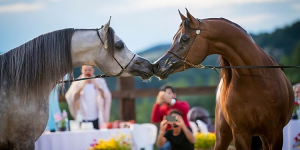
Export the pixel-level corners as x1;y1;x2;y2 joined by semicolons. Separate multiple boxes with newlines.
157;110;195;150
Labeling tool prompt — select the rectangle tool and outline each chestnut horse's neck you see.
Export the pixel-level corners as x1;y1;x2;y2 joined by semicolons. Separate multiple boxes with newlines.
204;18;277;77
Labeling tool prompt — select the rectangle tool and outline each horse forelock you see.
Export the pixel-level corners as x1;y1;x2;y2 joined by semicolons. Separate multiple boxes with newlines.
0;28;75;100
107;27;115;58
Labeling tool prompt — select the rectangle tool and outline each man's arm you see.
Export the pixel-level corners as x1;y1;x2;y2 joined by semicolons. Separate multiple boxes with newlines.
177;116;195;144
182;126;196;144
73;81;87;109
156;119;168;148
156;131;168;147
151;103;163;123
65;81;86;118
97;79;112;123
151;91;165;123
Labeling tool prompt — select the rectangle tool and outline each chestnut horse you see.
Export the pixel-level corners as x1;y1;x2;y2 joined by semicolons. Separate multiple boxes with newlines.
153;9;294;150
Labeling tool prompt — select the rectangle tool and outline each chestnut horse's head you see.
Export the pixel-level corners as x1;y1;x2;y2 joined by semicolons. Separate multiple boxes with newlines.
153;9;209;79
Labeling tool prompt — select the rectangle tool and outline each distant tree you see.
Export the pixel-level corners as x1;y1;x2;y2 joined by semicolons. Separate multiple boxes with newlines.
280;40;300;83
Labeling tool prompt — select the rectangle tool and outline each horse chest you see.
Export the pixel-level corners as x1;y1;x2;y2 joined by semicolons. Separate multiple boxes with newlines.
219;87;254;121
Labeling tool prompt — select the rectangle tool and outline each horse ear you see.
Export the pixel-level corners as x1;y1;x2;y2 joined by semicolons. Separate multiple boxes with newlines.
178;9;186;21
185;8;198;26
102;16;111;33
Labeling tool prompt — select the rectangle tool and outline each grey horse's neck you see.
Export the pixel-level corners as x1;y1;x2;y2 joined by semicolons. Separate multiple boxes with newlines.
0;28;75;101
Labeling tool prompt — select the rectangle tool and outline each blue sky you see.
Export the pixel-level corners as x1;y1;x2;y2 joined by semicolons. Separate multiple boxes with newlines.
1;0;300;53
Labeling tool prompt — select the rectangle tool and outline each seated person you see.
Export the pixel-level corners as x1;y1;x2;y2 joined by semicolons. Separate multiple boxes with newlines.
157;110;195;150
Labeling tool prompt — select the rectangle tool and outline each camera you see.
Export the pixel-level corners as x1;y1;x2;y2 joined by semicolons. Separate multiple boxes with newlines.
166;115;177;122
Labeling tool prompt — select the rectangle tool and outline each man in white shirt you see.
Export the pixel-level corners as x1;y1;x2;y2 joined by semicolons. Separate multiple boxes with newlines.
65;65;112;129
294;83;300;102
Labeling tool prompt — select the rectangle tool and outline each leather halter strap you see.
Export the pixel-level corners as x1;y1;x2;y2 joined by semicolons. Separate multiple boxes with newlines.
167;19;204;71
59;28;136;83
95;29;136;77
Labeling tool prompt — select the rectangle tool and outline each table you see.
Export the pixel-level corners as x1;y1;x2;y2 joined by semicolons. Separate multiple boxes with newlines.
35;129;133;150
283;119;300;150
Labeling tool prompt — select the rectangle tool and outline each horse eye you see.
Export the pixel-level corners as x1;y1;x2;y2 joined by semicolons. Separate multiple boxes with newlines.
181;34;190;43
115;40;124;50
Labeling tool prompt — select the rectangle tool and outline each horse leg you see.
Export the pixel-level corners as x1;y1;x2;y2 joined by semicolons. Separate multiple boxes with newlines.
260;136;269;150
232;128;252;150
266;130;283;150
214;106;233;150
9;138;35;150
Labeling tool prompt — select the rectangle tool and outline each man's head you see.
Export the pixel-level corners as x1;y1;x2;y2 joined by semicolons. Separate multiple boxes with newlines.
168;109;182;135
293;83;300;101
81;65;95;78
160;85;176;104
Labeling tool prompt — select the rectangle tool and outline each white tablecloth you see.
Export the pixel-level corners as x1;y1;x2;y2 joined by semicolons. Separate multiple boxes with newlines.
35;129;133;150
283;119;300;150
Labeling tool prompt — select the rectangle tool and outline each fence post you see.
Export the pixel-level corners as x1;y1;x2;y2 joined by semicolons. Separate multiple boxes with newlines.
117;76;136;121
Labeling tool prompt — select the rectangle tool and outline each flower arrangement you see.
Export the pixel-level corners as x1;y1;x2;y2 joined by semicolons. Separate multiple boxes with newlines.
292;101;300;119
88;132;132;150
293;133;300;149
54;110;68;131
194;132;216;149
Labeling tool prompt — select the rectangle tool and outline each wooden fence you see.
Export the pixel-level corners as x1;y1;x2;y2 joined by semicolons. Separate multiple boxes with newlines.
59;76;298;121
59;76;218;121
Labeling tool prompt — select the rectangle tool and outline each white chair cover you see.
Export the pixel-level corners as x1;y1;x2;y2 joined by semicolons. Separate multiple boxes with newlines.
141;123;157;145
189;121;198;136
130;123;157;150
196;120;209;134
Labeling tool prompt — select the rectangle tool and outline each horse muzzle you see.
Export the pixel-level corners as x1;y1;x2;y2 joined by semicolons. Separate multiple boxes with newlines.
153;55;183;79
127;56;154;80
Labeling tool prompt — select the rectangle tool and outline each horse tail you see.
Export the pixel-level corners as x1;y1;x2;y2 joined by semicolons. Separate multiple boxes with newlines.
218;55;232;87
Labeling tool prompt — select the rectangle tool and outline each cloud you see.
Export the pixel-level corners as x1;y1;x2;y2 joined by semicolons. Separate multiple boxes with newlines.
98;0;291;16
50;0;62;2
291;3;300;10
233;13;274;24
0;2;43;13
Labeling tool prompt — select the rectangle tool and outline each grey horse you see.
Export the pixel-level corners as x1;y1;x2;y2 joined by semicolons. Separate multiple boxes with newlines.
0;18;153;150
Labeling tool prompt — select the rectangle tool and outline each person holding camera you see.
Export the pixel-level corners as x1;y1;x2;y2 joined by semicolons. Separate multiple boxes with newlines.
157;110;195;150
65;65;112;129
151;85;191;150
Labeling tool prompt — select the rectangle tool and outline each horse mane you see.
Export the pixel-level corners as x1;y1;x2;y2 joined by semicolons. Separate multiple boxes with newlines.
219;56;232;87
216;18;255;87
0;28;75;100
219;18;255;42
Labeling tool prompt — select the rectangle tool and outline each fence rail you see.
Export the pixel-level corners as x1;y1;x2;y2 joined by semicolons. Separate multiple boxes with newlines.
59;77;298;121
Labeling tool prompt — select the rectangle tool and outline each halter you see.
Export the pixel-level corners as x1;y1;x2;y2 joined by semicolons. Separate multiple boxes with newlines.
166;19;300;73
59;27;136;83
95;28;136;77
166;18;205;71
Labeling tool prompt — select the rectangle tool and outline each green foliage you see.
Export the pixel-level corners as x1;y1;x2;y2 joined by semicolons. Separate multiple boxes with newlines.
251;21;300;58
280;40;300;84
135;98;156;123
110;100;120;122
59;102;74;120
